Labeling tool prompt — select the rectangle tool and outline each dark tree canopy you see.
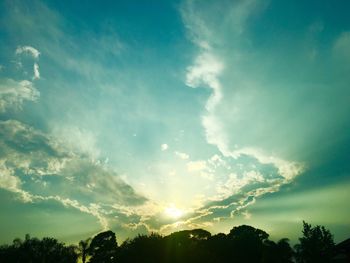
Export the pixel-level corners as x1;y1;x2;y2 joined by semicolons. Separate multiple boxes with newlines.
0;235;77;263
88;230;118;263
0;222;346;263
226;225;269;263
263;238;294;263
295;221;335;263
119;233;165;263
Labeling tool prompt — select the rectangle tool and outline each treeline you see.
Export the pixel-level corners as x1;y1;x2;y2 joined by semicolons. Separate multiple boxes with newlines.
0;221;345;263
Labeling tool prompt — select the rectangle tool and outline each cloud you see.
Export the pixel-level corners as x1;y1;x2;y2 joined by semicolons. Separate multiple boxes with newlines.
186;52;223;93
174;151;189;160
0;119;147;230
15;46;40;58
0;79;39;112
14;46;41;81
175;6;349;239
161;143;169;151
232;148;304;181
178;0;307;229
51;126;101;159
33;63;40;79
0;46;41;112
0;160;21;192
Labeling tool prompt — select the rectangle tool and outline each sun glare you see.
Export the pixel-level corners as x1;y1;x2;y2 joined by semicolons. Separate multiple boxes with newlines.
164;205;183;219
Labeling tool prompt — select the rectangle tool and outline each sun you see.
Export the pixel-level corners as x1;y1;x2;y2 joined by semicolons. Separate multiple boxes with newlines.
164;205;183;219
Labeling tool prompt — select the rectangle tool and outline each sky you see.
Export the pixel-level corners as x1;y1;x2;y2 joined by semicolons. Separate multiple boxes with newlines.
0;0;350;245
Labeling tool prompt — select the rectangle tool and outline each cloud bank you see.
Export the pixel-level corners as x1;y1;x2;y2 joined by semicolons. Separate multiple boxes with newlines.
0;119;148;230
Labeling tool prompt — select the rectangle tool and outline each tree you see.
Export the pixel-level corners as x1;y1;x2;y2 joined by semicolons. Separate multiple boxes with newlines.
263;238;294;263
206;233;230;263
88;230;118;263
78;238;91;263
0;235;78;263
227;225;269;263
119;233;164;263
163;229;212;263
295;221;335;263
275;238;294;263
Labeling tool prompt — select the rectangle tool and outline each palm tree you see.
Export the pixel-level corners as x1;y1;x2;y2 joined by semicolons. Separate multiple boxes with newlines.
78;238;91;263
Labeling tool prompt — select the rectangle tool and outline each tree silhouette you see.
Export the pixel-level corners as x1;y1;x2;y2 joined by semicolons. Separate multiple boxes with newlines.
119;233;165;263
0;222;343;263
295;221;335;263
163;229;212;263
227;225;269;263
263;238;294;263
78;238;91;263
88;230;118;263
0;234;78;263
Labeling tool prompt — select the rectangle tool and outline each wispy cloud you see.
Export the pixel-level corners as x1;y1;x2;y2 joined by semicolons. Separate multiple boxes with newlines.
14;46;41;81
15;46;40;58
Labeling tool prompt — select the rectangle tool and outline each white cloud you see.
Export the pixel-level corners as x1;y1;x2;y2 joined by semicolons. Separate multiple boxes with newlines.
178;0;307;228
0;120;147;231
0;160;34;202
215;172;257;198
51;125;100;159
0;79;39;112
183;0;304;179
33;63;40;80
174;151;189;160
232;147;304;180
161;143;169;151
0;161;21;191
15;46;40;58
15;46;41;81
186;51;223;111
186;51;223;89
185;40;229;160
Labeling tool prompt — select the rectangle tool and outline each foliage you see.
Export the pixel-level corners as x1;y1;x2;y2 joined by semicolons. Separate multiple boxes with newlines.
262;238;294;263
227;225;269;263
119;233;165;263
78;238;91;263
0;234;77;263
295;221;335;263
88;230;118;263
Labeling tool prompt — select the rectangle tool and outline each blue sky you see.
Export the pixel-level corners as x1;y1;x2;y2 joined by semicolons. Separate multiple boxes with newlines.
0;0;350;244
